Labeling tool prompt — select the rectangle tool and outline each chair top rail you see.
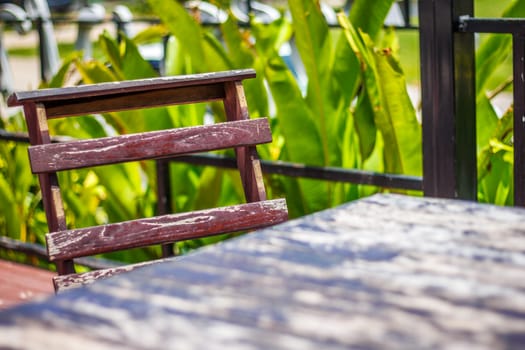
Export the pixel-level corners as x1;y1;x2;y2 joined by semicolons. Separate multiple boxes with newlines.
46;198;288;261
7;69;256;106
29;118;272;173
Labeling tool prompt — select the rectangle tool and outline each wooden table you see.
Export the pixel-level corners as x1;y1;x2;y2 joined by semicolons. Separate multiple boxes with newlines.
1;193;525;349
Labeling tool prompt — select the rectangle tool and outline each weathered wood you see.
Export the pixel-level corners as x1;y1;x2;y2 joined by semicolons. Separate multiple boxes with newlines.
53;258;171;293
24;103;75;275
0;194;524;349
7;70;255;119
47;199;288;261
29;118;272;173
43;84;226;119
224;81;266;202
10;69;287;289
7;70;256;106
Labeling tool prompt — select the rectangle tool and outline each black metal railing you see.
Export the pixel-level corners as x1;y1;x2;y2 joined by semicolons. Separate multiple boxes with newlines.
457;15;525;205
418;0;477;201
419;0;525;206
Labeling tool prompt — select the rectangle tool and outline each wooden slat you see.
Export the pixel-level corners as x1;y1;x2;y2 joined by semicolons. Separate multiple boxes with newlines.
52;258;171;293
29;119;272;173
43;84;226;119
7;69;256;106
47;199;288;261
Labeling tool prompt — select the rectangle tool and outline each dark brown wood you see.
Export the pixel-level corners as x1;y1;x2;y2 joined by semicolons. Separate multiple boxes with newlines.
7;70;256;106
6;71;255;119
29;119;272;173
42;84;226;119
24;104;75;275
223;81;266;202
46;199;288;261
52;258;169;292
10;69;287;290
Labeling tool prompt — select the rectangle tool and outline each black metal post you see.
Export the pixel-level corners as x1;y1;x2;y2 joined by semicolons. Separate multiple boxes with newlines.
402;0;411;27
156;159;175;257
513;33;525;206
418;0;476;200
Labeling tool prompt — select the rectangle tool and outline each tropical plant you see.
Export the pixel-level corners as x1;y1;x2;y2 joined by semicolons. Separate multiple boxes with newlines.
1;0;521;264
145;0;421;218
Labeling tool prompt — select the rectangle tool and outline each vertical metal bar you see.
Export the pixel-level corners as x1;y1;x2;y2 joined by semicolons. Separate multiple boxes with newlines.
453;0;477;200
156;159;175;257
403;0;411;27
246;0;252;16
513;34;525;206
419;0;476;199
419;0;455;198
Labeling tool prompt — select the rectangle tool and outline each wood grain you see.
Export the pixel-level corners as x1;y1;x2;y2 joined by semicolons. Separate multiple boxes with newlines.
0;194;524;349
47;198;288;261
7;70;256;105
10;69;288;283
29;118;272;173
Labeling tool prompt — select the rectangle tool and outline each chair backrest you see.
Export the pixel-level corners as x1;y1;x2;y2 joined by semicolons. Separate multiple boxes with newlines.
8;69;288;290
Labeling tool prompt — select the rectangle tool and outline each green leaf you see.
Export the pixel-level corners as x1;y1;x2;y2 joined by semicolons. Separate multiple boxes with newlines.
192;167;224;210
132;24;169;46
332;30;361;106
98;31;124;79
75;59;119;84
476;95;499;153
374;49;421;175
147;0;206;71
353;88;377;160
0;174;19;236
340;15;421;175
202;31;232;71
478;149;513;206
349;0;395;41
264;55;329;213
163;36;182;76
120;36;159;80
264;57;324;165
95;163;145;221
221;12;255;68
46;52;82;88
288;0;331;165
478;109;513;181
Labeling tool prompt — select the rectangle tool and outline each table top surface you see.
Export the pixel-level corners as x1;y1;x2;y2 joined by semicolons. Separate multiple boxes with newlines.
1;193;525;349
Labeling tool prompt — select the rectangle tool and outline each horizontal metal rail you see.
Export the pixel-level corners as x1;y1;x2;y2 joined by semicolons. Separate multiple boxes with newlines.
173;154;423;191
0;129;422;191
458;16;525;34
0;236;122;270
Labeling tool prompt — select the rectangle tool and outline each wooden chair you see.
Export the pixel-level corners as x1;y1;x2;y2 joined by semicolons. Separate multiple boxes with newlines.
7;69;288;292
